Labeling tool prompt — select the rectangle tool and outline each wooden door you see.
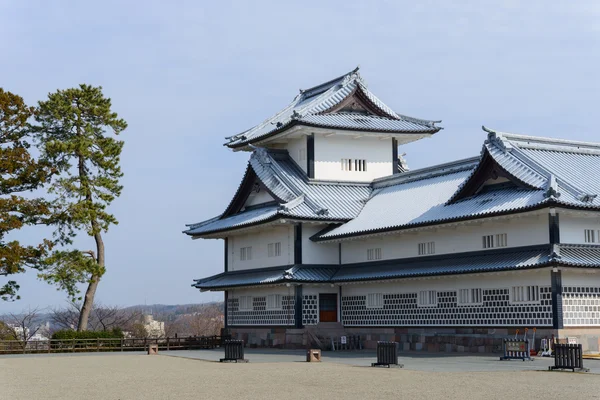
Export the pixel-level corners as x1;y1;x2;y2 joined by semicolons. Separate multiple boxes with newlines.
319;294;337;322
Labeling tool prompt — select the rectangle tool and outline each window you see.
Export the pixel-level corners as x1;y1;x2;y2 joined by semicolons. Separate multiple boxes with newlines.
418;290;437;307
341;159;367;172
482;233;507;249
584;229;598;243
512;286;539;303
367;248;382;261
418;242;435;255
239;296;252;310
458;288;482;305
496;233;507;247
298;148;306;161
240;246;252;261
268;242;281;257
266;294;282;310
366;293;384;308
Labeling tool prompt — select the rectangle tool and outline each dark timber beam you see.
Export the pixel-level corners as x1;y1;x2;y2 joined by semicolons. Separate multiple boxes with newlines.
307;133;315;179
224;238;229;272
295;285;303;328
551;269;564;329
392;138;399;175
224;291;229;328
294;224;302;264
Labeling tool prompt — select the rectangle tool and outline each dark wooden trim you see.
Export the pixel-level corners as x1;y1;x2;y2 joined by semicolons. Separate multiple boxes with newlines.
295;285;303;329
294;224;302;264
224;291;229;328
549;212;560;244
551;269;564;329
392;138;399;175
338;285;342;323
338;243;342;265
224;238;228;272
307;133;315;179
449;150;537;203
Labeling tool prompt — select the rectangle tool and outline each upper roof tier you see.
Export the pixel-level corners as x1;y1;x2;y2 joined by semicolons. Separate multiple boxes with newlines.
225;67;442;150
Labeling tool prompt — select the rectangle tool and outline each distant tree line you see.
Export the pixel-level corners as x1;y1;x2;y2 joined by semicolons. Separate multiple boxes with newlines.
0;85;126;331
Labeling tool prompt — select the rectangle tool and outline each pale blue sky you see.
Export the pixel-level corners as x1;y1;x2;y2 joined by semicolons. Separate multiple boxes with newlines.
1;1;599;312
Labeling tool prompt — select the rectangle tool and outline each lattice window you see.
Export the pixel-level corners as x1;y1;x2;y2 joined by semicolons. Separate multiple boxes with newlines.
302;295;318;325
268;242;281;258
482;234;507;249
367;248;382;261
227;295;295;326
458;288;482;305
512;286;539;303
240;246;252;261
418;242;435;255
563;286;600;326
496;233;507;247
341;287;552;327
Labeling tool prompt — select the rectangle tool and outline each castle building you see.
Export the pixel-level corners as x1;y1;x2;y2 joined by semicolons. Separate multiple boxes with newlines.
184;68;600;353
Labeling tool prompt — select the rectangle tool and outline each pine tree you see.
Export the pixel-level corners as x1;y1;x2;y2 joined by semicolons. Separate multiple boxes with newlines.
0;89;52;300
34;84;127;330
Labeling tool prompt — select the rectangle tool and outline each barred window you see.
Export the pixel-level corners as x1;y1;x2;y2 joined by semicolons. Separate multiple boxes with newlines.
458;288;482;305
418;290;437;307
418;242;435;255
266;294;282;310
268;242;281;257
366;293;384;309
239;296;253;310
512;286;539;303
367;248;382;261
341;158;367;172
584;229;597;243
483;233;507;249
240;246;252;261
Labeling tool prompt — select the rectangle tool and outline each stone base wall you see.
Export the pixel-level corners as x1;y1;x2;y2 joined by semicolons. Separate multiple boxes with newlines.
557;328;600;354
230;327;306;348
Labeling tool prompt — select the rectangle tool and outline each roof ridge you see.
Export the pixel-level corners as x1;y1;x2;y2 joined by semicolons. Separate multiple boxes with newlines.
484;126;600;152
372;156;479;188
300;66;360;97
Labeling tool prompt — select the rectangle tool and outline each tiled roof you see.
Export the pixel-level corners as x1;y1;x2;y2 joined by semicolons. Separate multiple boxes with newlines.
192;244;600;291
316;129;600;241
225;68;440;148
332;245;551;282
192;265;338;290
184;148;371;237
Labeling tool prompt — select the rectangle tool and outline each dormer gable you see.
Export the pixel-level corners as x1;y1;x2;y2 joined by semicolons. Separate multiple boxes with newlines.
447;149;537;203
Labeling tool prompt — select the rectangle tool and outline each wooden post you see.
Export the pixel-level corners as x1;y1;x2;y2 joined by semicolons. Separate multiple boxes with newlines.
166;337;170;351
97;338;100;352
72;338;75;353
48;339;51;354
120;338;124;352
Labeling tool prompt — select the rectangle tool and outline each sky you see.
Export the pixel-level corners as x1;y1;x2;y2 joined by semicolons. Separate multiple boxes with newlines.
1;0;599;312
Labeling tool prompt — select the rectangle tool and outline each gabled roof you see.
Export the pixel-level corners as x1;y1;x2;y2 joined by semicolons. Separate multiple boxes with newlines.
192;244;600;291
316;128;600;241
225;67;441;149
184;148;371;237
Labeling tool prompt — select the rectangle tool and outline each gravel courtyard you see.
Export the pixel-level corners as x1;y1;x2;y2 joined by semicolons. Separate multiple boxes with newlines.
1;353;598;400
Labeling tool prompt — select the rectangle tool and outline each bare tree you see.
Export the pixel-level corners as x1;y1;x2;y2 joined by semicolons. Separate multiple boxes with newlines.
2;307;43;353
181;305;224;337
88;303;141;332
50;301;81;331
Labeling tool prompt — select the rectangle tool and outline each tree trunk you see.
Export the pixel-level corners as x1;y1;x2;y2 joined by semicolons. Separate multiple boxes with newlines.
76;147;105;331
77;230;104;331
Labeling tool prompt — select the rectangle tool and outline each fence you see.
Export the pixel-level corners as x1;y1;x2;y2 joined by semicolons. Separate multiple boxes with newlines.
0;335;226;355
499;338;532;361
549;344;589;372
220;340;247;362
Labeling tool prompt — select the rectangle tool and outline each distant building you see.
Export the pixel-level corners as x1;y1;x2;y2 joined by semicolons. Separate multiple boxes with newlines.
184;68;600;353
142;315;165;338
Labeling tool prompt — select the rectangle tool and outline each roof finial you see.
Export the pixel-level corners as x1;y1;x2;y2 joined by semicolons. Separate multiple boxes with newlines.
544;174;560;199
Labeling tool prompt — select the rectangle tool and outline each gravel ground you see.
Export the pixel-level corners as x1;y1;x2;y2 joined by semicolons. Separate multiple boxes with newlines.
1;354;598;400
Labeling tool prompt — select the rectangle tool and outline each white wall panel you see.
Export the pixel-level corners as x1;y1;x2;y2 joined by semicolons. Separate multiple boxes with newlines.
302;224;339;264
228;225;294;271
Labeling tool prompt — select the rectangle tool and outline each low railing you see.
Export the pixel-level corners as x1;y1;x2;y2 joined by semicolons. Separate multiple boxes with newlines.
0;335;227;355
220;340;246;362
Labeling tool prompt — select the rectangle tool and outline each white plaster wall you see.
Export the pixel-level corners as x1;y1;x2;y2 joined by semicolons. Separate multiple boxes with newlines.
559;213;600;244
228;225;294;271
561;268;600;286
303;285;339;296
340;269;552;297
302;224;339;264
340;215;548;263
244;189;274;207
314;135;393;182
285;137;307;173
229;286;295;299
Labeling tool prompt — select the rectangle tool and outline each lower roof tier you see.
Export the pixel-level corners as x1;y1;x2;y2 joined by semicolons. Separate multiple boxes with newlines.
192;244;600;291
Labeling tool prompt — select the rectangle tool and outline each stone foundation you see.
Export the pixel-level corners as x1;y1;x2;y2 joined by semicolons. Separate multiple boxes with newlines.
228;326;600;354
